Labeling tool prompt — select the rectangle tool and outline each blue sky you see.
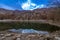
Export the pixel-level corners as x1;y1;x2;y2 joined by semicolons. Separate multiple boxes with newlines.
0;0;60;10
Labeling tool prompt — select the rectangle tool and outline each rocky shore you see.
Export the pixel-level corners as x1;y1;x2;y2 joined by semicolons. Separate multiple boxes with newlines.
0;30;60;40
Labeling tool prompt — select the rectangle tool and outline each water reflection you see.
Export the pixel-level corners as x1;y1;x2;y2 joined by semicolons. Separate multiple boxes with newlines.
8;29;49;34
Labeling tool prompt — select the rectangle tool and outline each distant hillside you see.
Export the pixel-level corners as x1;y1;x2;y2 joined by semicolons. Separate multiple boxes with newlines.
0;7;60;21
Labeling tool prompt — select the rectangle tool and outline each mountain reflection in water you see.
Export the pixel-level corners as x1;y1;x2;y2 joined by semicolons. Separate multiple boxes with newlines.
8;29;49;34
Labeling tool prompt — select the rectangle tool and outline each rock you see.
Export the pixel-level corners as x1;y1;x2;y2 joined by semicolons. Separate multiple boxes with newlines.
13;36;17;40
16;38;21;40
0;37;5;40
0;34;4;37
26;35;41;40
55;37;60;40
5;34;12;37
16;34;21;38
0;34;4;36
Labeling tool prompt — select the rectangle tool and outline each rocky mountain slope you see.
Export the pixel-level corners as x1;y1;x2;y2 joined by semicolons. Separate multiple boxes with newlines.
0;7;60;20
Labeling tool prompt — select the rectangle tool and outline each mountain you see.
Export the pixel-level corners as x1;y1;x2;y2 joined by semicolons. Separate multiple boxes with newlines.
0;7;60;21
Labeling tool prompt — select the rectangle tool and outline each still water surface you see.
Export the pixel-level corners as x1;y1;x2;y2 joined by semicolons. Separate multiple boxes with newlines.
8;29;49;34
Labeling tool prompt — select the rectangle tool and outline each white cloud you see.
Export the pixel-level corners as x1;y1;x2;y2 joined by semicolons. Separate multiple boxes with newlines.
0;4;15;10
33;4;46;10
21;0;46;10
22;2;30;10
31;3;36;6
21;0;37;10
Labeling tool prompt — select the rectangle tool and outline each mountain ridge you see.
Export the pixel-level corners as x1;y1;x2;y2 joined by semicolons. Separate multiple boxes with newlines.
0;7;60;20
